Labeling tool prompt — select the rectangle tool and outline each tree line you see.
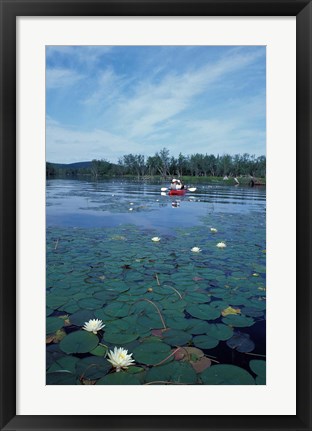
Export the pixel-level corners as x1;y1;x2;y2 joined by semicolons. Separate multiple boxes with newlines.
47;148;266;179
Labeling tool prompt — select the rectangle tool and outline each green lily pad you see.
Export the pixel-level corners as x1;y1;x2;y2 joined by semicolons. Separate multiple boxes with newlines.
90;345;108;357
165;316;191;331
59;301;80;314
103;331;139;345
162;329;191;346
76;356;111;379
133;341;172;365
96;372;140;385
104;302;132;317
69;309;95;326
193;335;219;349
145;361;197;384
46;294;68;309
48;355;79;374
186;304;220;320
249;359;266;384
187;319;210;335
46;308;54;316
206;323;234;341
46;317;64;334
241;307;264;317
222;314;255;327
93;309;117;322
136;315;165;330
59;331;99;354
200;364;255;385
185;292;211;303
77;297;104;310
46;371;77;385
126;366;145;374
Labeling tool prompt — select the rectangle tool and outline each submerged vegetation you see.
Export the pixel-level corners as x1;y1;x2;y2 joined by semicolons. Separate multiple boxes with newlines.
47;148;266;181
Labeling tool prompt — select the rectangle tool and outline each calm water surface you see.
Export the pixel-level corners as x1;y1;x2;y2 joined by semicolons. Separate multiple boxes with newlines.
47;178;265;232
46;179;266;385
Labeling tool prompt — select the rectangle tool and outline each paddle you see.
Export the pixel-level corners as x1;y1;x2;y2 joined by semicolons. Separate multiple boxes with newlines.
160;187;197;192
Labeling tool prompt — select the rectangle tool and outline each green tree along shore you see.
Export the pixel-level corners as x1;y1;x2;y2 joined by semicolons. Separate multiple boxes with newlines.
46;148;266;183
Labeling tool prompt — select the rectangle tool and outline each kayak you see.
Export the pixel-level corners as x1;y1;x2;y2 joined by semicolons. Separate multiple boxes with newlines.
168;189;187;196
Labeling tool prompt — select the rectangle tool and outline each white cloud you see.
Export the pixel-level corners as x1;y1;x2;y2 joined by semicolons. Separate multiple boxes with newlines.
83;68;127;106
46;118;144;164
114;49;264;140
46;68;84;89
46;46;112;65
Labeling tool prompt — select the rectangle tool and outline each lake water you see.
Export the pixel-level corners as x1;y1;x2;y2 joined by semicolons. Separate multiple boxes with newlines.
46;178;266;385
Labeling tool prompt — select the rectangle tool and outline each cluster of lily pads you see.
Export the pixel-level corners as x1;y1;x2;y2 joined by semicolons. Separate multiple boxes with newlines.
46;212;266;385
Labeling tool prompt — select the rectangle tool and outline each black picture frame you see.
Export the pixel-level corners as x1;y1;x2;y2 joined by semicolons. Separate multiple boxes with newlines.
1;1;311;430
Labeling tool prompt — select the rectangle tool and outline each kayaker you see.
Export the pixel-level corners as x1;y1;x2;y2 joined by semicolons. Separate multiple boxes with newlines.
170;178;185;190
170;178;178;190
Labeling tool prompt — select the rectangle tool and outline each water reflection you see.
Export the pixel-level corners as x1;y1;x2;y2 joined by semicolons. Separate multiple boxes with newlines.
47;178;265;231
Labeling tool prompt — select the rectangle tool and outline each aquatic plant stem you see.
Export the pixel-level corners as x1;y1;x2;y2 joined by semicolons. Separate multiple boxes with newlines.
245;352;266;358
132;298;167;330
154;347;181;366
165;285;183;299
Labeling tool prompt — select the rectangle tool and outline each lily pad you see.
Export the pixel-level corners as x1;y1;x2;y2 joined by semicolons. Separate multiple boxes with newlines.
186;304;220;321
200;364;255;385
133;341;172;365
104;302;132;317
90;345;108;357
97;372;140;385
249;359;266;384
193;335;219;349
162;329;191;346
103;331;139;345
226;332;255;353
145;361;197;384
174;346;204;362
46;317;64;334
222;315;254;327
46;371;77;385
185;292;211;303
206;323;233;341
76;356;111;379
69;309;95;326
77;297;104;310
186;319;210;335
48;355;79;374
165;316;191;331
46;294;68;309
191;356;212;373
240;307;264;317
59;331;99;354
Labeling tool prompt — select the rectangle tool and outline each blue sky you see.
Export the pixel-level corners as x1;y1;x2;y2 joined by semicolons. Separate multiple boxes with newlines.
46;46;266;164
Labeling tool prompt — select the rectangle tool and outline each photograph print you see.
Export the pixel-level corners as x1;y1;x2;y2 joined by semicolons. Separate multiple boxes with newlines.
46;46;266;385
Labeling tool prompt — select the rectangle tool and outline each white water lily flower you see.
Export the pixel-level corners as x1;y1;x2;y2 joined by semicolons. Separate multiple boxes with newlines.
82;319;105;334
210;228;218;233
216;242;227;248
151;236;161;242
107;347;135;372
191;247;201;253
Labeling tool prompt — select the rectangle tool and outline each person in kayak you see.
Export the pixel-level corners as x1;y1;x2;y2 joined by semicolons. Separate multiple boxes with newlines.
170;178;185;190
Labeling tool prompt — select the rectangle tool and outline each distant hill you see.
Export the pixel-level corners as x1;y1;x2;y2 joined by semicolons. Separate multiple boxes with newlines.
48;161;92;169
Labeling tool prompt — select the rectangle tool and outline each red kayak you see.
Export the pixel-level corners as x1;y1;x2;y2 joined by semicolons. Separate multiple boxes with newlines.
168;189;187;196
